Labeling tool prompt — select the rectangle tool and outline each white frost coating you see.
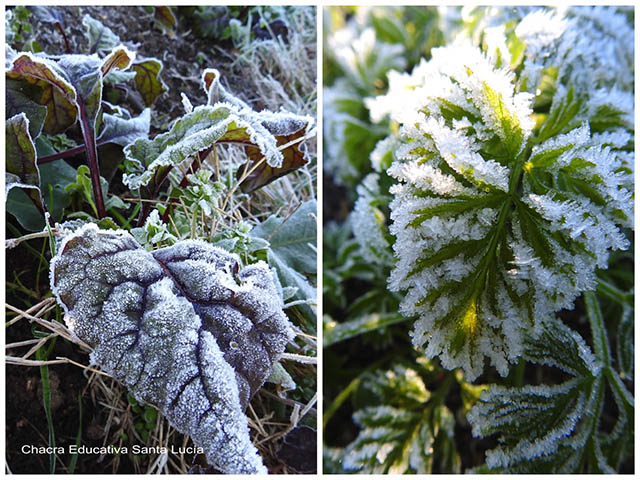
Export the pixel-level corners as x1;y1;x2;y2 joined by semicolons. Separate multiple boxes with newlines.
372;26;633;380
351;174;393;265
341;365;439;474
50;224;296;474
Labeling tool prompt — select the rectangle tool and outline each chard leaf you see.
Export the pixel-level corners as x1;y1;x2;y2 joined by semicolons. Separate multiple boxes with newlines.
239;123;311;193
97;108;151;146
154;6;177;36
123;101;313;194
7;46;135;135
6;78;47;138
51;224;295;474
82;14;121;56
6;113;45;220
7;53;77;134
131;58;167;106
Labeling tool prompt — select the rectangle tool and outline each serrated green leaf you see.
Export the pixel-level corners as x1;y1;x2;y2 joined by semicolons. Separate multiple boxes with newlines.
342;366;457;474
468;316;632;473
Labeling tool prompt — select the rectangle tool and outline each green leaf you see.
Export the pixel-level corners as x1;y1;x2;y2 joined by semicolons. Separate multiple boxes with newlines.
342;366;458;474
250;200;317;275
323;313;407;347
468;317;633;473
6;188;45;231
481;80;524;157
252;202;317;330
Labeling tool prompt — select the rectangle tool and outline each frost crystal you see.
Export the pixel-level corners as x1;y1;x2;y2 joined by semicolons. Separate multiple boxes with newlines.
50;224;295;474
351;173;393;265
377;36;632;379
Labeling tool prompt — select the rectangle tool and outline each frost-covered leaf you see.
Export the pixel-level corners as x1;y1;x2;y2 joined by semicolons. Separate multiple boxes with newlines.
7;46;135;135
6;113;45;221
376;43;632;380
239;123;311;193
467;317;633;473
123;97;313;194
50;224;296;473
342;366;459;474
351;173;393;265
83;14;121;56
97;108;151;147
203;67;314;192
131;58;167;106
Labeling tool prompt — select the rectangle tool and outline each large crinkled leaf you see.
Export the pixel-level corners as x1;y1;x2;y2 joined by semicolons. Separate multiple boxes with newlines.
6;113;45;216
467;315;633;473
50;224;295;474
131;58;167;106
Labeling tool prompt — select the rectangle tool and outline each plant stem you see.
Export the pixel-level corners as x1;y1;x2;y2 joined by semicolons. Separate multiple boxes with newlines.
37;144;86;164
77;103;106;218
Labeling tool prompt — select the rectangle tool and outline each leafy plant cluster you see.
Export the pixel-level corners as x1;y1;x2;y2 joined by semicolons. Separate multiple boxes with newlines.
6;6;317;474
324;6;633;473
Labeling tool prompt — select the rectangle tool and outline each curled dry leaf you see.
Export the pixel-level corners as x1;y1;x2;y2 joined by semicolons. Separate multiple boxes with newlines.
50;223;295;473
